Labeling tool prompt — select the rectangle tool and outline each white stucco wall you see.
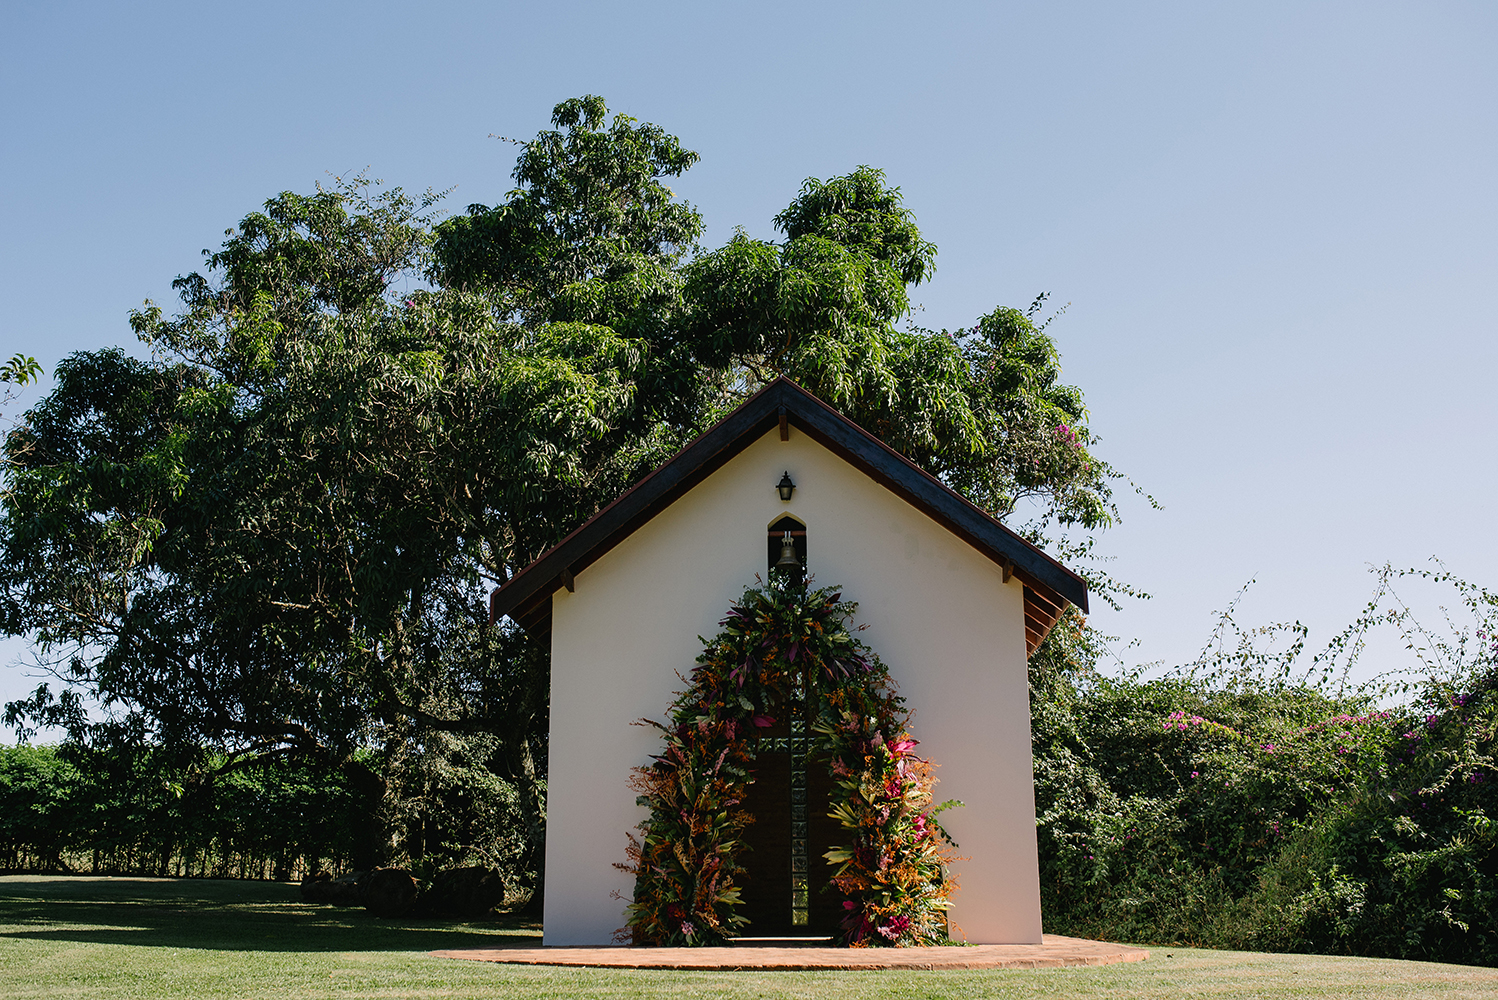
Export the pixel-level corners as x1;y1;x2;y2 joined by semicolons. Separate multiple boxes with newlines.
542;426;1041;945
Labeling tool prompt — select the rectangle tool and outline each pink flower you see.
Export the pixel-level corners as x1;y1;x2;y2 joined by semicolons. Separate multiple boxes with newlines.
752;714;775;727
878;915;911;940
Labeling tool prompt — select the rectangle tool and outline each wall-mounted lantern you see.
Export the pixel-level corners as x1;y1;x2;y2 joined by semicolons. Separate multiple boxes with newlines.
776;471;796;502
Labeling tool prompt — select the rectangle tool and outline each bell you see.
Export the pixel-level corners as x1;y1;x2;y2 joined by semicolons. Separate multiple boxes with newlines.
775;531;801;570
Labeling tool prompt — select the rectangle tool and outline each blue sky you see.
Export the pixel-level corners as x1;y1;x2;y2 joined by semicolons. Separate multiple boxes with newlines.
2;1;1495;715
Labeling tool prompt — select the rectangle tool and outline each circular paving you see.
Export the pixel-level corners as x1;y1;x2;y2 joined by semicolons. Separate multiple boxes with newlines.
433;934;1148;970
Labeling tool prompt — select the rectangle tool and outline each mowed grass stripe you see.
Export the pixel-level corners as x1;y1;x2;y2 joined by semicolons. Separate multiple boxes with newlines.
2;876;1496;999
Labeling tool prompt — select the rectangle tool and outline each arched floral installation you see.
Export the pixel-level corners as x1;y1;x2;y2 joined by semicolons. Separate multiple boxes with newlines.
617;578;961;946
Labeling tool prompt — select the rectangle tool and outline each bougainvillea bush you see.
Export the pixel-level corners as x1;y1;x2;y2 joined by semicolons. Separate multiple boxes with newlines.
1032;665;1398;944
1032;567;1498;966
1247;661;1498;964
617;578;959;946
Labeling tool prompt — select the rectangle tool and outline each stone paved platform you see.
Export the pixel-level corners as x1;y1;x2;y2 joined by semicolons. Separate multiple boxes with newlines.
433;934;1148;970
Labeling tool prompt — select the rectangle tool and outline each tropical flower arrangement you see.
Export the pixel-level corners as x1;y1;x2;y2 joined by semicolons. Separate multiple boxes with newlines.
616;577;960;946
819;711;963;945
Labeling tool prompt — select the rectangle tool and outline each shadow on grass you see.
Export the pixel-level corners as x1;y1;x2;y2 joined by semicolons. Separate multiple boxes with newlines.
0;875;542;953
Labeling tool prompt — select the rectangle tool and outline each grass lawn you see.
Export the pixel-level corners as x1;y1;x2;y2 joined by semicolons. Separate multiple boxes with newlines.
2;876;1496;999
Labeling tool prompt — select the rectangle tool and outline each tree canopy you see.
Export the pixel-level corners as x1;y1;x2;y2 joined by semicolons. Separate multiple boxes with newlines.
0;96;1119;889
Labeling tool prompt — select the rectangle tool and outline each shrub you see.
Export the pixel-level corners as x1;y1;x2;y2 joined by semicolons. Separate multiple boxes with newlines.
1032;567;1498;966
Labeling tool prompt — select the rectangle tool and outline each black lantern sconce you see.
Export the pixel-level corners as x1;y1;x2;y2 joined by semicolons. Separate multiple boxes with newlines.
776;471;796;503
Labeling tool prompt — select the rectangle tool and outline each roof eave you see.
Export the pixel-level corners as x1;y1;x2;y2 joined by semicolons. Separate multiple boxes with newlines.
489;379;1090;630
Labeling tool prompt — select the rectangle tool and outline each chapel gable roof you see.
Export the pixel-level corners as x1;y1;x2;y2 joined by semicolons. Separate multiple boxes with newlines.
490;377;1088;654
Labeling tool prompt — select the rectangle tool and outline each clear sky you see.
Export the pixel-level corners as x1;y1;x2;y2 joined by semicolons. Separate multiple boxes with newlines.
2;1;1495;716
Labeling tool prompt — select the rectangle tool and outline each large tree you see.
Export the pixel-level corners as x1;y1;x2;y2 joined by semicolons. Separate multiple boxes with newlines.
0;97;1117;890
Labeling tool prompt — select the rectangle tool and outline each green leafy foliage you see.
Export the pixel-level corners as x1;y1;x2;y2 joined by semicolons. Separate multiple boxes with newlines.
433;96;701;322
1032;568;1498;966
1;355;43;386
0;743;377;878
0;732;533;883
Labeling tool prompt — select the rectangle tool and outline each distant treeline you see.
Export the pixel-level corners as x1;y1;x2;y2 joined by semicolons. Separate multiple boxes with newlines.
0;728;532;886
0;745;380;880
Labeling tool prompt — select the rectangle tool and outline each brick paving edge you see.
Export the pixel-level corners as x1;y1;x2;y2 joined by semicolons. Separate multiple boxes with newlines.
430;939;1150;971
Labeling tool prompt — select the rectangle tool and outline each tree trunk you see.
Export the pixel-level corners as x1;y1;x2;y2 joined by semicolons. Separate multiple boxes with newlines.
514;735;547;915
